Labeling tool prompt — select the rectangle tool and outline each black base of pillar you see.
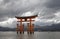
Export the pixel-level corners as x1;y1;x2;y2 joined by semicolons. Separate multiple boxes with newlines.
20;32;24;34
27;32;34;34
20;32;21;34
17;32;18;34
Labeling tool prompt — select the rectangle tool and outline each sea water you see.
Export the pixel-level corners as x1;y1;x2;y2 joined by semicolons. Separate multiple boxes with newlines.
0;31;60;39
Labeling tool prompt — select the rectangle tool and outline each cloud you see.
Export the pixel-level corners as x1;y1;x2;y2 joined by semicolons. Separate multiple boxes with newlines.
0;18;17;28
0;0;46;21
0;0;60;28
45;0;60;9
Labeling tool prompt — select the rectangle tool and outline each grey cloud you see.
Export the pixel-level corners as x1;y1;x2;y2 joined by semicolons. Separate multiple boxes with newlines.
0;0;45;21
40;0;60;19
0;0;60;27
45;0;60;9
0;0;59;21
0;0;59;20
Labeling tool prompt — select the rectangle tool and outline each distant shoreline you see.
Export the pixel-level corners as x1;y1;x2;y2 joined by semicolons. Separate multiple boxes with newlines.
0;31;60;32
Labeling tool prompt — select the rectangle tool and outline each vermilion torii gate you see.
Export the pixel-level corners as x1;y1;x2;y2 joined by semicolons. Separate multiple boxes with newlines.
15;15;37;34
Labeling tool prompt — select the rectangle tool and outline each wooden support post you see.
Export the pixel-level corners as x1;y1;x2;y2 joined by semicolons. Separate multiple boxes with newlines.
32;24;34;34
27;23;30;34
19;18;24;34
30;18;32;27
16;24;19;34
20;18;22;34
30;18;31;33
20;18;22;26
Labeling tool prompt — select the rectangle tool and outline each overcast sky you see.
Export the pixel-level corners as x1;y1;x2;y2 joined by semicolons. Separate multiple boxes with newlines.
0;0;60;28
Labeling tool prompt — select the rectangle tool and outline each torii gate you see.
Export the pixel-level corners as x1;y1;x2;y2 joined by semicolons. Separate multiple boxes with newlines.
15;15;37;34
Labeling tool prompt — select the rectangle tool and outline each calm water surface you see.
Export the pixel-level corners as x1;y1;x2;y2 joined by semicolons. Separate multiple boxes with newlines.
0;31;60;39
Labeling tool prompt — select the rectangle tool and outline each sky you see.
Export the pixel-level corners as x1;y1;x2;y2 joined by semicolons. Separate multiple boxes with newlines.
0;0;60;28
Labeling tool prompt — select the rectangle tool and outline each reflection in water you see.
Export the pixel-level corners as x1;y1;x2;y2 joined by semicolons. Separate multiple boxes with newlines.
0;32;60;39
27;34;34;39
17;33;35;39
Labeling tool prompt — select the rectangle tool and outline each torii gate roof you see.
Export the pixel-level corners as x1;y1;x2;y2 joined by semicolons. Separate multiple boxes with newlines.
15;15;38;19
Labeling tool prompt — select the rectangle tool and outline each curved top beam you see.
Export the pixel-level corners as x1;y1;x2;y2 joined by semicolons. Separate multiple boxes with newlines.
15;15;38;19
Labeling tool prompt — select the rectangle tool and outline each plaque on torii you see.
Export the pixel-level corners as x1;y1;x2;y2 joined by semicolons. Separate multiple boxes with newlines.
15;15;38;34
